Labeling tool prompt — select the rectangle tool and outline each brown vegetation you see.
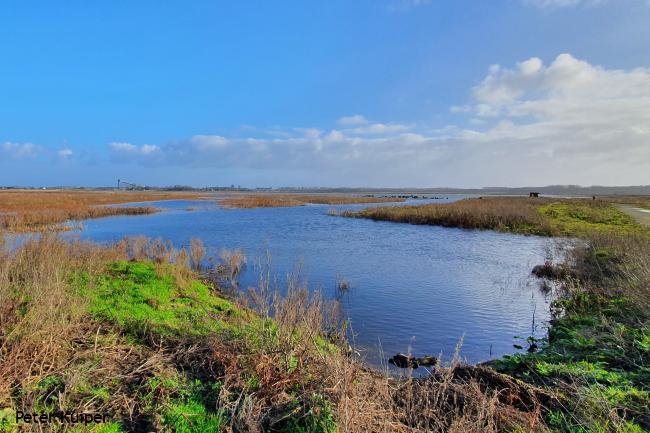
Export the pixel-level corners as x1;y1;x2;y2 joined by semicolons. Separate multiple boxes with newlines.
599;195;650;209
219;194;405;208
0;189;201;231
343;197;555;235
3;195;647;432
341;196;649;237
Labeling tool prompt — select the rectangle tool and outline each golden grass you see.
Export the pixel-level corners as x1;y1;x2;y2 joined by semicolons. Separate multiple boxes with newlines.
342;196;650;238
0;189;202;232
343;197;554;235
219;194;404;208
600;195;650;209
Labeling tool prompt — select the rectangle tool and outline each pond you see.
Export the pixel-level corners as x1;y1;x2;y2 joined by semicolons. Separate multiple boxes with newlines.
67;196;552;367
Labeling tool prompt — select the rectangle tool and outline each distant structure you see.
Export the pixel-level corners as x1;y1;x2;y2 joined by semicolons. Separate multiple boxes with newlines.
117;179;145;191
529;192;540;198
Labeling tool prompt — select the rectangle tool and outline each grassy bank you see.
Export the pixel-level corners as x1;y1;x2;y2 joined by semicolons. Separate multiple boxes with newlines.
0;190;201;232
495;232;650;432
219;194;405;208
0;234;557;433
341;197;647;237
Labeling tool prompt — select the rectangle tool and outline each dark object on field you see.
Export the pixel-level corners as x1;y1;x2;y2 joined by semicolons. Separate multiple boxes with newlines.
417;355;438;366
389;353;438;369
532;261;570;280
529;192;540;198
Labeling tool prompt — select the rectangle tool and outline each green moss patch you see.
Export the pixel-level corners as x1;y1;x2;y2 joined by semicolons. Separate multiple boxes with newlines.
83;261;241;338
538;202;647;237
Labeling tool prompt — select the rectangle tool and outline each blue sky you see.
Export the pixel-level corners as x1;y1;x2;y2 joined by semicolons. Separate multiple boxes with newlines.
1;0;650;187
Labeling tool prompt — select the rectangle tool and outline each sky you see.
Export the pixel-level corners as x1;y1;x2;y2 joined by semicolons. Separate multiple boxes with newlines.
1;0;650;188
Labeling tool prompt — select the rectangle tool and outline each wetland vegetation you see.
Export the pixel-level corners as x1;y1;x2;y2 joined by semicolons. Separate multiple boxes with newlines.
0;192;649;432
0;190;201;232
341;197;647;237
218;194;405;208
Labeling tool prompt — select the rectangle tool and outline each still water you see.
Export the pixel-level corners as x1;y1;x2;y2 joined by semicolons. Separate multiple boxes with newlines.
69;196;552;366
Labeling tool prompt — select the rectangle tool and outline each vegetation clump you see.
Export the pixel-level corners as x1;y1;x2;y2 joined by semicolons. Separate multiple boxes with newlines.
342;196;649;237
0;190;201;232
219;194;405;208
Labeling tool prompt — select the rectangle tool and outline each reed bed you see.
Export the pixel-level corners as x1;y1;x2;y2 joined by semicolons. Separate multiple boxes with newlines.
219;194;404;208
0;190;201;231
343;197;555;235
342;196;647;237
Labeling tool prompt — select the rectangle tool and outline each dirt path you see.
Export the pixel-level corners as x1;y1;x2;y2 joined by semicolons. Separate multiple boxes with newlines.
616;204;650;227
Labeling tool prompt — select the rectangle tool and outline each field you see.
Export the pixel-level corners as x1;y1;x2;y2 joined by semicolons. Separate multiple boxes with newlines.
0;190;202;232
218;194;405;208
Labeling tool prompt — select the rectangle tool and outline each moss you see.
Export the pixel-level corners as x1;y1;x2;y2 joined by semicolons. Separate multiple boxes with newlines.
277;394;338;433
140;372;224;433
81;261;242;338
0;408;17;433
68;423;124;433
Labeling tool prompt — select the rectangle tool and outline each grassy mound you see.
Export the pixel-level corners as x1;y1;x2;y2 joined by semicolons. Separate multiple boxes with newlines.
341;197;650;238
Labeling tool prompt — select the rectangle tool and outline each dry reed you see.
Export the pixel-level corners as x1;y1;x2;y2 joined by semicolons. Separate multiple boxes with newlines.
0;189;201;232
219;194;405;208
343;197;579;236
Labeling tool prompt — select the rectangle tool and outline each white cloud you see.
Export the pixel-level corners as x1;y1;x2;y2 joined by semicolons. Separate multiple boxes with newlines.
2;142;40;159
109;142;160;164
347;122;411;134
338;114;368;126
57;148;73;158
449;53;650;184
191;135;228;151
106;53;650;186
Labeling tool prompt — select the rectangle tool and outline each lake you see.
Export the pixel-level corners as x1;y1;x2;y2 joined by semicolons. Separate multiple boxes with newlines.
68;196;552;367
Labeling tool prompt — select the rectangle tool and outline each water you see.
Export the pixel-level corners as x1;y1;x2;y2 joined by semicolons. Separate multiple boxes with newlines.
68;196;552;366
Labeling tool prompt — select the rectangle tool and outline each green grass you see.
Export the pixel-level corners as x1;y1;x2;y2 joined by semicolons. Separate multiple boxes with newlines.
277;394;338;433
141;373;224;433
343;197;650;239
82;261;242;338
538;202;645;237
495;292;650;432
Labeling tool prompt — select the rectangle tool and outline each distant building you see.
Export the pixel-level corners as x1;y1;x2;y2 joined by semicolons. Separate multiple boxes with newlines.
529;192;540;198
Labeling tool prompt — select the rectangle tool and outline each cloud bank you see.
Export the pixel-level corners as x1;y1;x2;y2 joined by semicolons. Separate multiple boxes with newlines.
105;53;650;186
4;53;649;187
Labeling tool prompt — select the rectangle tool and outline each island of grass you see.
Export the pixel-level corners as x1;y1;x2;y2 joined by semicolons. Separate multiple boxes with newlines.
218;193;406;208
340;196;649;237
0;190;202;232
